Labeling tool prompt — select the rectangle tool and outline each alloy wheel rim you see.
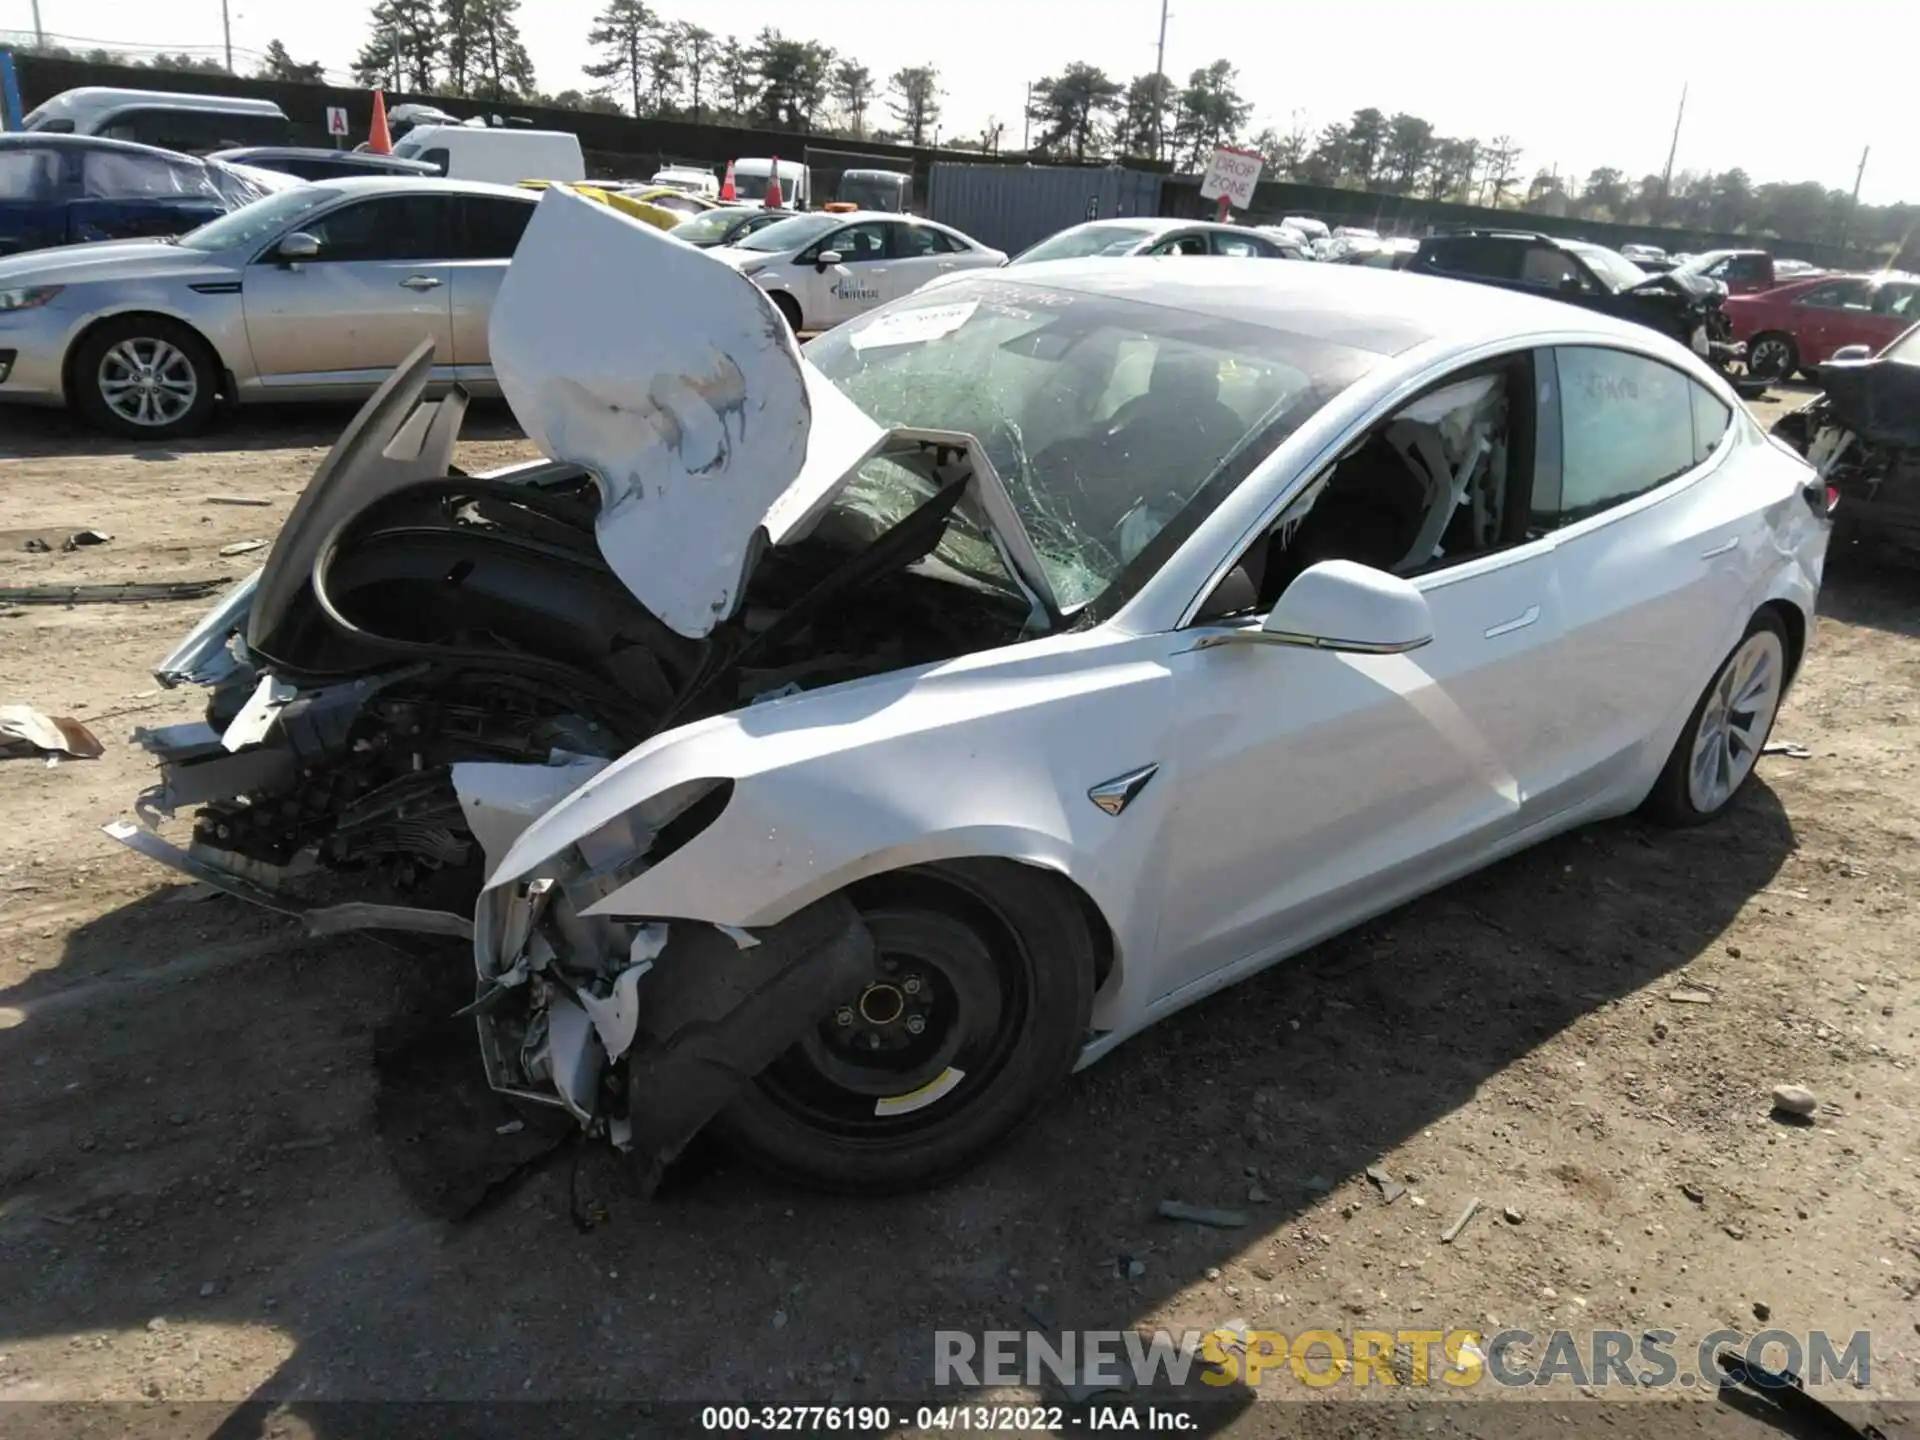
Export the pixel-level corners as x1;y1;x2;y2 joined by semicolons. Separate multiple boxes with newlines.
1749;339;1789;379
98;338;197;427
1688;630;1785;813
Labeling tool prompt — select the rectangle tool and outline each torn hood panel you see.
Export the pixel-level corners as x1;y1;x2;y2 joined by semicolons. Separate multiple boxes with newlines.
488;187;887;639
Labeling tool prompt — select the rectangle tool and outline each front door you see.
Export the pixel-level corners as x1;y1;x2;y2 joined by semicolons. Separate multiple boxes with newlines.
1152;355;1565;998
242;192;459;389
810;220;893;325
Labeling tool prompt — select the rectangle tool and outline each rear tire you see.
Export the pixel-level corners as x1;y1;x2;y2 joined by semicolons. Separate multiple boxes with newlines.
1643;610;1790;827
714;860;1096;1193
770;291;803;333
69;315;220;440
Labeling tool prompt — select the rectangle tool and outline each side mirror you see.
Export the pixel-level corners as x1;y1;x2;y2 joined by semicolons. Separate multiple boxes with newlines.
815;249;843;270
276;232;320;264
1828;344;1872;364
1193;560;1434;655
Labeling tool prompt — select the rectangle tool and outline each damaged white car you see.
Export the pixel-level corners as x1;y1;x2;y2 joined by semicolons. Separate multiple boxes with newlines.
114;189;1830;1193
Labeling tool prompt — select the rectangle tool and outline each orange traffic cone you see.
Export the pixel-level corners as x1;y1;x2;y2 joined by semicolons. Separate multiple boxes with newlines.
719;160;736;203
764;164;783;210
368;90;392;155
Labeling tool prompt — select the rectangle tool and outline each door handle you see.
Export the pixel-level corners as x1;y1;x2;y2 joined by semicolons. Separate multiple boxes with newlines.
1699;536;1740;559
1483;604;1541;639
399;275;442;291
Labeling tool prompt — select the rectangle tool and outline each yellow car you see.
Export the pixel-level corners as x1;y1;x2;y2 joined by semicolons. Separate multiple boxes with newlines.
517;180;689;233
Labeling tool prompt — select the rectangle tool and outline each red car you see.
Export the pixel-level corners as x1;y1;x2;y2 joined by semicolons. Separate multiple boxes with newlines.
1725;271;1920;381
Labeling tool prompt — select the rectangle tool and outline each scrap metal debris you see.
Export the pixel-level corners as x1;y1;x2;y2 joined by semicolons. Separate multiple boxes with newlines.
0;578;229;606
63;529;112;551
1669;988;1717;1004
1763;740;1812;759
203;494;274;507
1440;1196;1482;1243
1157;1199;1250;1229
0;705;103;761
218;539;268;557
1365;1165;1406;1204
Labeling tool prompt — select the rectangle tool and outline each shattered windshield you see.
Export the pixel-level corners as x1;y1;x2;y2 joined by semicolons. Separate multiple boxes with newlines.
174;184;331;252
1011;225;1156;264
806;275;1379;611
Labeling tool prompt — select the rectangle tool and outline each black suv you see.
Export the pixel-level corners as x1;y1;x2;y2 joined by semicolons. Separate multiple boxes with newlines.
1409;229;1758;392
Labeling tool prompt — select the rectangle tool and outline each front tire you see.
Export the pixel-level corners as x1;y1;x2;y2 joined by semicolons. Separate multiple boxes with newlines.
770;291;803;333
714;860;1097;1193
70;315;219;439
1643;611;1790;826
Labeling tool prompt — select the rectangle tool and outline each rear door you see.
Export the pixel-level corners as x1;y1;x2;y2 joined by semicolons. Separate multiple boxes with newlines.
242;192;458;390
1859;280;1920;354
1534;345;1758;805
885;220;968;296
446;193;538;388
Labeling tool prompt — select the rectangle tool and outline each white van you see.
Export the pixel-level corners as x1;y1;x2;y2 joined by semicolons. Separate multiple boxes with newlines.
21;87;290;153
391;125;585;185
731;158;811;210
652;166;718;198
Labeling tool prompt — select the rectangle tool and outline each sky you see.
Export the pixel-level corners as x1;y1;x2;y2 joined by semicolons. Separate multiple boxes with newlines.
6;0;1914;206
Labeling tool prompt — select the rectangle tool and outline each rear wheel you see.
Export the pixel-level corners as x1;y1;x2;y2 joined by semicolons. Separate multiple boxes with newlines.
70;315;220;439
1643;611;1790;826
714;860;1096;1192
1745;332;1798;385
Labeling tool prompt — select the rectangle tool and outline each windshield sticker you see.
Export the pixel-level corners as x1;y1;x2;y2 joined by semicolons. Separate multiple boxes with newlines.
848;301;979;351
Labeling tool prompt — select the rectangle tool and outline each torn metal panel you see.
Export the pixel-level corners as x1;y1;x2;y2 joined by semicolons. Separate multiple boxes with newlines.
451;756;613;874
102;819;303;916
152;570;258;688
0;706;103;760
0;579;229;606
487;186;887;639
220;672;297;752
305;902;474;940
621;895;878;1195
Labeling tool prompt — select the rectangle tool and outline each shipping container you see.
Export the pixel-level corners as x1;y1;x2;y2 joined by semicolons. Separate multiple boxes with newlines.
928;163;1163;255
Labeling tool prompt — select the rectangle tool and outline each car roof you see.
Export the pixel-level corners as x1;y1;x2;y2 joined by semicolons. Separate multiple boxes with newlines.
985;258;1668;356
301;175;534;201
28;87;285;118
211;146;437;169
0;131;207;162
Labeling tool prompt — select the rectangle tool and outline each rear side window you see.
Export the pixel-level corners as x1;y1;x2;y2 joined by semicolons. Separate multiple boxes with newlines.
1420;237;1523;280
1548;347;1698;524
1691;384;1732;464
453;196;536;259
0;148;56;199
80;149;210;199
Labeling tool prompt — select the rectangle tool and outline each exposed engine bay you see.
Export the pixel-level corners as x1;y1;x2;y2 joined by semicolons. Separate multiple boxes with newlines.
1772;353;1920;558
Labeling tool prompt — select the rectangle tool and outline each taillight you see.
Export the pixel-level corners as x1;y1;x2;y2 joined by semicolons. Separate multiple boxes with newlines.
1801;480;1838;517
1826;485;1840;514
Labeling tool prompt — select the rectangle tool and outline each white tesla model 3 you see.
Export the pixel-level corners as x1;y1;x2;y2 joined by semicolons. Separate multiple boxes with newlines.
125;190;1833;1193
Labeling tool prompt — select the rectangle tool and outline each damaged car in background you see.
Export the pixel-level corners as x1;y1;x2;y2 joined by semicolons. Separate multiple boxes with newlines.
113;190;1830;1194
1771;320;1920;561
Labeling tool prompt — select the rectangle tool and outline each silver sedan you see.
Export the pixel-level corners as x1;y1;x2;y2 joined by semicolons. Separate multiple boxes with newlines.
0;176;538;438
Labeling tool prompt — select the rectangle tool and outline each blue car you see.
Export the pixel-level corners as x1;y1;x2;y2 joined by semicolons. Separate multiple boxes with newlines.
0;133;289;257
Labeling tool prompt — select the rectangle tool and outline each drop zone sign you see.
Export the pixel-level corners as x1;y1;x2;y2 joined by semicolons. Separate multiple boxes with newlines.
1200;146;1264;212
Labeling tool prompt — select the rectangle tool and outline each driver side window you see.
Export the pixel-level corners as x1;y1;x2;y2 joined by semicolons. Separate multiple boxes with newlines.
1197;354;1536;621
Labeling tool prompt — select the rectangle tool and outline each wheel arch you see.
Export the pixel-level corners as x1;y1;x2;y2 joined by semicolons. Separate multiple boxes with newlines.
1758;595;1809;689
61;308;227;406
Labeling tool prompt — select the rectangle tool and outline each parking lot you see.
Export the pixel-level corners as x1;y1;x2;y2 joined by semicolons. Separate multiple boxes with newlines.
0;387;1916;1429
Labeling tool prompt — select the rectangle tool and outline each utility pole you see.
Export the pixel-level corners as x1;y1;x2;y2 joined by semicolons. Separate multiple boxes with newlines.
1153;0;1169;162
30;0;44;48
1836;144;1869;258
1022;80;1031;152
1659;81;1687;200
221;0;234;72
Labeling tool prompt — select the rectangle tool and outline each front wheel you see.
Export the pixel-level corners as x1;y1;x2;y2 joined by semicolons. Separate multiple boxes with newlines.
714;860;1097;1193
70;315;220;439
1643;611;1790;826
770;291;803;333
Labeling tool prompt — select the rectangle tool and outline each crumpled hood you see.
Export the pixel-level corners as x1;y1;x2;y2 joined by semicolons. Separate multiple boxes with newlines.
488;187;886;639
1629;267;1721;303
0;238;225;286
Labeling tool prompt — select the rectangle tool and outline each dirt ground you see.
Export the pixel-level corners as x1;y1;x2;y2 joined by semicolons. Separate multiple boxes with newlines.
0;391;1915;1438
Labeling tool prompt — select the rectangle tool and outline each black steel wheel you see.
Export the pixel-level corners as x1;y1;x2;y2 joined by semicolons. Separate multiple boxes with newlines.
714;859;1097;1192
1745;332;1798;384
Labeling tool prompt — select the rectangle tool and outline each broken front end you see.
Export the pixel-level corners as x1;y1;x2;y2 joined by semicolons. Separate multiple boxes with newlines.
1772;350;1920;557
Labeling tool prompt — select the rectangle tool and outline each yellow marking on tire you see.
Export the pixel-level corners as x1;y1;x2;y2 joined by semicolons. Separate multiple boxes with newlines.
873;1067;966;1117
